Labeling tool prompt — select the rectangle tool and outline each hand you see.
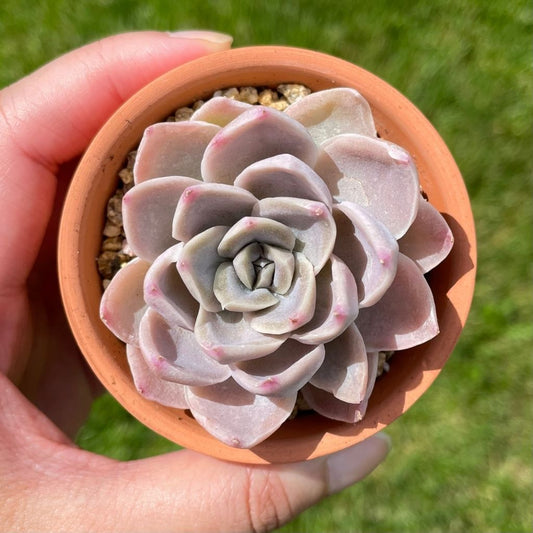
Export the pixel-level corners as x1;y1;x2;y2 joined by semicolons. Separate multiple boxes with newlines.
0;31;390;532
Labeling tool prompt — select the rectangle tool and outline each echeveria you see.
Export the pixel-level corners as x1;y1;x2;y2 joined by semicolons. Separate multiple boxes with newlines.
100;88;454;448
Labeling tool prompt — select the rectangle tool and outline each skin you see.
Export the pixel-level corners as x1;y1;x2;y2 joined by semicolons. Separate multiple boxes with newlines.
0;31;390;532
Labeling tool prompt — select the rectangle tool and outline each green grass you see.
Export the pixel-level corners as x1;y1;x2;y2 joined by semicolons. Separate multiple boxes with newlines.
2;0;531;531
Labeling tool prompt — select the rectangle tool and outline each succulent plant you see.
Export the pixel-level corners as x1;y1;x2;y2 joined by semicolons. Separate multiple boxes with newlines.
100;88;453;449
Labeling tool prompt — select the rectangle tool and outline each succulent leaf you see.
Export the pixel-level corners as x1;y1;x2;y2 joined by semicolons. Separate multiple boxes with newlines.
217;216;296;258
190;96;254;126
291;255;359;344
177;226;229;313
143;243;198;331
123;176;199;261
194;308;288;363
285;87;377;144
186;378;296;449
246;252;316;334
398;196;454;273
100;258;149;345
201;106;319;184
333;201;399;307
213;261;279;312
252;197;336;274
172;183;257;242
356;253;439;351
302;350;379;422
309;324;367;403
126;344;189;409
134;121;220;183
318;134;420;238
139;308;230;386
234;154;333;207
230;340;325;396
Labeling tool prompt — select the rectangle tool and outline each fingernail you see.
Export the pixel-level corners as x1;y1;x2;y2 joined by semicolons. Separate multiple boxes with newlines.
168;30;233;50
327;433;391;495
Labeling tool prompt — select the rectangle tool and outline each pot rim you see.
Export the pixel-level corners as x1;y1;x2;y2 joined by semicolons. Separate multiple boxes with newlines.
58;45;476;464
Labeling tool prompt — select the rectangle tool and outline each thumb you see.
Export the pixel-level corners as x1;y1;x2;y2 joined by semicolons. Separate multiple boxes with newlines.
95;436;391;532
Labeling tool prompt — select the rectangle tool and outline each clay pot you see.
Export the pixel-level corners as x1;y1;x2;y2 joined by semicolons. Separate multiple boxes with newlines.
58;46;476;464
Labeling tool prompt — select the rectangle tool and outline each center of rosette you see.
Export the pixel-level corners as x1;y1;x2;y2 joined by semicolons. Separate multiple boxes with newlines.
212;216;299;312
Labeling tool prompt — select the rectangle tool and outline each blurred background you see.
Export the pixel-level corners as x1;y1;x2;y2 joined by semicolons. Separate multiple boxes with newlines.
1;1;531;531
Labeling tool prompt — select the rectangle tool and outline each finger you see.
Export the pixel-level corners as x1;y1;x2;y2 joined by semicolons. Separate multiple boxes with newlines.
1;370;390;532
0;30;232;292
93;436;391;532
0;31;231;377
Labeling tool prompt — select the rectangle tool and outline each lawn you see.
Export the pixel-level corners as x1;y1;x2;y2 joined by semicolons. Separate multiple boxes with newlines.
1;0;531;531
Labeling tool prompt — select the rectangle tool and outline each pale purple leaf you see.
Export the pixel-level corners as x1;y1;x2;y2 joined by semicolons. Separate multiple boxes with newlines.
172;183;257;242
356;253;439;351
261;244;295;295
333;202;399;307
398;196;454;273
232;242;262;289
285;87;377;144
122;176;199;261
201;106;319;184
213;262;279;312
318;134;419;238
194;308;288;364
246;253;316;334
234;154;332;207
252;197;335;274
134;121;220;183
126;344;189;409
143;243;198;331
191;97;253;126
292;255;359;344
302;350;378;423
186;379;296;448
138;308;230;386
217;216;296;258
177;226;229;313
309;324;367;403
230;340;325;396
100;258;149;345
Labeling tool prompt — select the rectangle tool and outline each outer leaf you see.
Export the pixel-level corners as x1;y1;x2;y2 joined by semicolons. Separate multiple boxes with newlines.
190;97;253;126
122;176;198;261
302;350;378;423
126;344;189;409
398;196;454;273
356;253;439;351
318;134;419;238
230;340;325;396
186;379;297;448
100;258;149;345
285;87;377;144
134;121;220;183
309;324;367;403
201;106;319;184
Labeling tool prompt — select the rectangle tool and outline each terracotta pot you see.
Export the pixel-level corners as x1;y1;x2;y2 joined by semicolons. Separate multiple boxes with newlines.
58;46;476;464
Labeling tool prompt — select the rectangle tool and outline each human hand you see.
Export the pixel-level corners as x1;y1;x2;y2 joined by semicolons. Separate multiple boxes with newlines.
0;31;390;532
